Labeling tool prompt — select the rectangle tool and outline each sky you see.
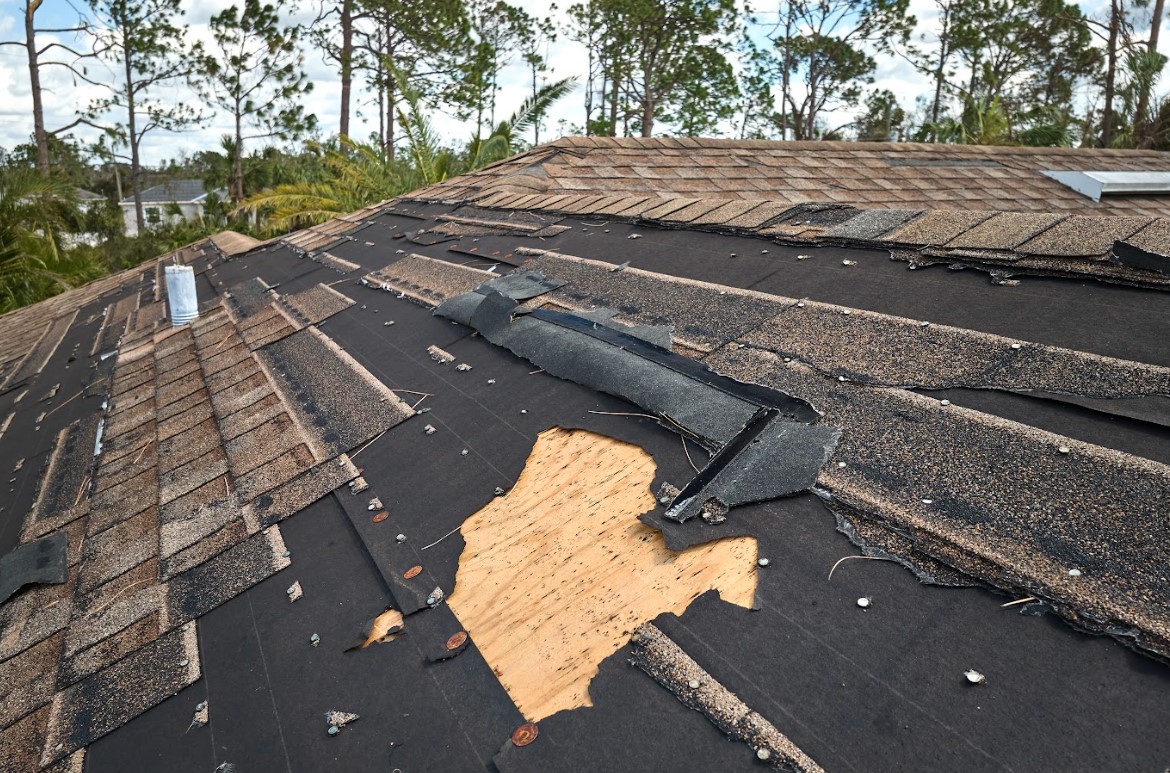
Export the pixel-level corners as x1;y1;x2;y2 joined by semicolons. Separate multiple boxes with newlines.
0;0;1159;165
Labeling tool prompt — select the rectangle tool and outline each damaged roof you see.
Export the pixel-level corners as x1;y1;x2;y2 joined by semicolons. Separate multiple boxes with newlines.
1;137;1169;773
424;136;1170;218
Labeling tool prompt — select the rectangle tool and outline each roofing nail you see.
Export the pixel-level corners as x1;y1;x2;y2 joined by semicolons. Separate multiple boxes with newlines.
964;669;986;685
512;722;539;747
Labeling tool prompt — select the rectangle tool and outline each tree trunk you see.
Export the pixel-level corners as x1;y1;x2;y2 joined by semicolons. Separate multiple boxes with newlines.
339;0;353;141
384;19;396;158
376;26;385;149
1136;0;1165;145
930;0;952;140
1102;0;1121;147
123;45;145;234
641;78;653;137
607;62;619;136
24;0;48;173
531;61;540;145
233;111;245;202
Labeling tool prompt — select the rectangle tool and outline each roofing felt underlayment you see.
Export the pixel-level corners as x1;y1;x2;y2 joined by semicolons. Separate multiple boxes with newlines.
1;137;1169;772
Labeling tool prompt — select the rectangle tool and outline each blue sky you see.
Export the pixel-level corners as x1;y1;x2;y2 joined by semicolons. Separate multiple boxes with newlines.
0;0;1159;164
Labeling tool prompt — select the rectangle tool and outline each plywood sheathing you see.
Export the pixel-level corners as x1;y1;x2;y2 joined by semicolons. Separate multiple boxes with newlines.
447;427;757;722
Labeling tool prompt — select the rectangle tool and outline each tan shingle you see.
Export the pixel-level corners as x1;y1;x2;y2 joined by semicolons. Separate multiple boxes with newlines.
1016;216;1153;257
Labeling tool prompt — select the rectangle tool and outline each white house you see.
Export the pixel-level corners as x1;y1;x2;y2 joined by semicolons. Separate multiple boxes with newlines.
119;180;223;236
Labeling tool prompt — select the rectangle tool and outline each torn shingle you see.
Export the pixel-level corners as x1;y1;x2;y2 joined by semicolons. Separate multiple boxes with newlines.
40;623;201;767
708;345;1170;660
630;622;823;772
257;327;414;456
821;209;922;241
0;528;68;606
517;249;788;352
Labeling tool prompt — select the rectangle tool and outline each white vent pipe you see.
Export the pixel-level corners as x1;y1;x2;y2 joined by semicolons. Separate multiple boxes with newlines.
165;265;199;326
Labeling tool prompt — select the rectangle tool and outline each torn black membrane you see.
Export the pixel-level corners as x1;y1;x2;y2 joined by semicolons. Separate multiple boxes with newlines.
434;273;840;546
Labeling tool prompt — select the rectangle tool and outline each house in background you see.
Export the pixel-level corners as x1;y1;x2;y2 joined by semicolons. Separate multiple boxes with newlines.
119;179;223;236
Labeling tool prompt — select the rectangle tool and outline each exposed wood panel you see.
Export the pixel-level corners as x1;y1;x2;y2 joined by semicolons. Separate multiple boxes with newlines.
448;427;757;722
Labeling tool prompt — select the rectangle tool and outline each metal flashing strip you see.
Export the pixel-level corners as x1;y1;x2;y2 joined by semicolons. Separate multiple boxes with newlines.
1044;170;1170;201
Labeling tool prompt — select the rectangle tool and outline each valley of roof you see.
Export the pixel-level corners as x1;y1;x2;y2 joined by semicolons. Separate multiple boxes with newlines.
1;138;1169;773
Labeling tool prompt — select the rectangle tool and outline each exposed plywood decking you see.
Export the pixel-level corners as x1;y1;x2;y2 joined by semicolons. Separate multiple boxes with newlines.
447;427;757;722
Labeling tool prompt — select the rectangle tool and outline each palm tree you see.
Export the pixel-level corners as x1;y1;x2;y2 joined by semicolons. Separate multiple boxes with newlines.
0;169;103;312
236;140;418;232
239;74;578;233
465;76;578;168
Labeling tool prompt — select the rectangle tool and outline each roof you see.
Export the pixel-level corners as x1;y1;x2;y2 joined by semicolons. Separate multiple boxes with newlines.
1;138;1169;772
428;137;1170;218
120;179;215;205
